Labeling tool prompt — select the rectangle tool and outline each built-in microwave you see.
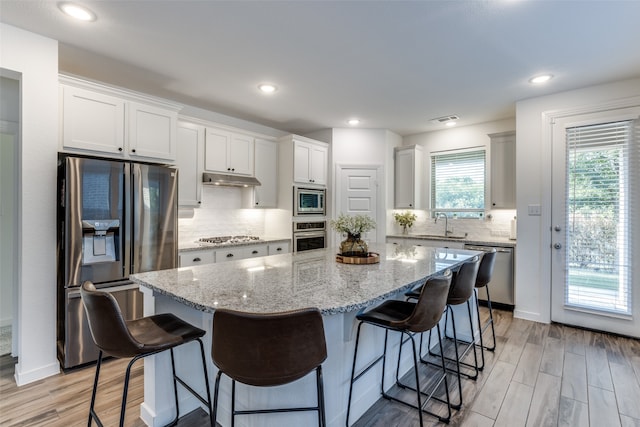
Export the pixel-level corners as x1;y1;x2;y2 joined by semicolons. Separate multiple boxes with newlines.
294;187;326;216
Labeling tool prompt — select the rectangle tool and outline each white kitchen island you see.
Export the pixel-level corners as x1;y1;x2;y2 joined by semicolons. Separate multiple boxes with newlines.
130;243;480;427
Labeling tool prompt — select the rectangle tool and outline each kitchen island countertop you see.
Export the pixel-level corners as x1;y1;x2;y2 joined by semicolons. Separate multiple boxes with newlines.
131;243;480;315
130;243;480;427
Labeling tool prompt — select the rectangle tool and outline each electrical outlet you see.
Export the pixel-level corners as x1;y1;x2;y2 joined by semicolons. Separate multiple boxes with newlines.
528;204;542;216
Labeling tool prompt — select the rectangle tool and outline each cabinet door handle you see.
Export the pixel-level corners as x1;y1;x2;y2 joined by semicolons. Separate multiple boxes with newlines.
131;149;136;153
193;257;201;262
118;147;123;152
226;253;234;258
252;250;258;254
227;167;231;171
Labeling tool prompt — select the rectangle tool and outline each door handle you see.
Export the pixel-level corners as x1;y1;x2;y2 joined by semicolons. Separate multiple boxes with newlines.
553;243;562;249
554;225;562;232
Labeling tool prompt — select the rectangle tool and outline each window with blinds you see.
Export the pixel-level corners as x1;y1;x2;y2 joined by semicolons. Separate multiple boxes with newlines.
565;120;637;314
431;149;485;218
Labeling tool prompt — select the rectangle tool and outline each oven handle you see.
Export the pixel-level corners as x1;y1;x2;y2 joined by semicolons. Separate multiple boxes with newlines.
293;231;326;238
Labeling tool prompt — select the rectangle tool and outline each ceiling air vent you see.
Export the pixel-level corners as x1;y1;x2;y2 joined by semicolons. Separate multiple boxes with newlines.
431;115;459;125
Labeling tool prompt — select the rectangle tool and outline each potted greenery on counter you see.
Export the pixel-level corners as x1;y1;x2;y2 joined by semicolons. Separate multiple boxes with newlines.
393;211;417;234
330;213;376;256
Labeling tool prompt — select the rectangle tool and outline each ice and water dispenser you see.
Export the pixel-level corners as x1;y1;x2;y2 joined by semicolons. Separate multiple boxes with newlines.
82;219;120;264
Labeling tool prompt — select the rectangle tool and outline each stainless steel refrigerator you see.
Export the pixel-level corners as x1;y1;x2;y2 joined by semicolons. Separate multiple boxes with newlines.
56;154;178;369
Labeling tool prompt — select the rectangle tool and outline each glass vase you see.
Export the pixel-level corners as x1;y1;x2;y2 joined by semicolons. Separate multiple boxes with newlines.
340;233;368;256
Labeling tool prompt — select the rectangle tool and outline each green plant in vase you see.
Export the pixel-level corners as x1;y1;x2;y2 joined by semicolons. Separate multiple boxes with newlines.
330;213;376;256
393;211;417;234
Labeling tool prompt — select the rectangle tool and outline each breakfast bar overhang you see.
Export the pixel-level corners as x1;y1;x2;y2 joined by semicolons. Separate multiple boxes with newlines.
130;243;481;427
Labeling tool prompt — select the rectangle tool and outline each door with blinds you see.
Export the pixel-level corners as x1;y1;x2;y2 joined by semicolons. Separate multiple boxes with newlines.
550;107;639;337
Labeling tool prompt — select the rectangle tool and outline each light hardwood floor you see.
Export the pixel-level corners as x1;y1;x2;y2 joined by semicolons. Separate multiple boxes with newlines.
1;309;639;426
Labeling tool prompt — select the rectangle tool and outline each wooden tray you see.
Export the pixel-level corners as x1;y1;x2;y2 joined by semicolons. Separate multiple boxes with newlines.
336;252;380;264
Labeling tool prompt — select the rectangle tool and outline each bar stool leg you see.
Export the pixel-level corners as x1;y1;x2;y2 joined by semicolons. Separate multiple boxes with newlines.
195;338;215;427
88;351;103;427
168;349;180;426
316;366;326;427
119;354;143;427
212;370;223;426
346;322;364;427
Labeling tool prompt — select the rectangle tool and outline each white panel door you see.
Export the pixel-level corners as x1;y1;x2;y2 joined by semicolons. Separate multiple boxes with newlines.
337;167;379;244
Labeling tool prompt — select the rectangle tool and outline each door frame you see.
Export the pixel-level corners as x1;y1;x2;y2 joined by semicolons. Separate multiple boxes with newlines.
333;164;385;248
544;96;640;336
1;119;19;356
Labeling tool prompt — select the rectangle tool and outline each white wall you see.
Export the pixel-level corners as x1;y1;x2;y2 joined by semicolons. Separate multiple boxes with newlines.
515;77;640;323
329;128;402;244
0;24;60;384
398;119;517;237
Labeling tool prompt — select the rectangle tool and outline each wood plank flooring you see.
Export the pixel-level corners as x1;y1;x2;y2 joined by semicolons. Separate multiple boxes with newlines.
352;308;640;427
1;308;639;426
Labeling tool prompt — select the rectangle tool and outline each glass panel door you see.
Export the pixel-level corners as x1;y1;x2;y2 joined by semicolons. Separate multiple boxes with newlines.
551;107;639;337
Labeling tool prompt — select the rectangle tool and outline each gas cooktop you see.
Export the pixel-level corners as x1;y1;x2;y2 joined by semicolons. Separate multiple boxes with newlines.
198;235;262;245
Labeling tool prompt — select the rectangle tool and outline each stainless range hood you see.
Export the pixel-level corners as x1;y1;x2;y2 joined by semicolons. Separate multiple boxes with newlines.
202;172;261;187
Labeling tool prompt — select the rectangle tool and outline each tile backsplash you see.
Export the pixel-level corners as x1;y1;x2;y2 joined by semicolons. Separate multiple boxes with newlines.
388;209;517;241
178;186;266;246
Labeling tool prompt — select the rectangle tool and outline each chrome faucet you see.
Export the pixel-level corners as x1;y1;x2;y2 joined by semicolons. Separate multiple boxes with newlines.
435;212;450;236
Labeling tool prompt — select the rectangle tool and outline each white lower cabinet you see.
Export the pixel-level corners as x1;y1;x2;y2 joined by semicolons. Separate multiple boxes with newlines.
179;243;287;267
178;249;215;267
268;242;290;255
386;237;464;249
245;245;268;258
214;247;247;263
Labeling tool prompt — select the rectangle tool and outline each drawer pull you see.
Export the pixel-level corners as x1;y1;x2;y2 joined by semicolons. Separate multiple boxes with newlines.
252;250;258;254
276;247;282;251
226;253;234;258
193;257;201;262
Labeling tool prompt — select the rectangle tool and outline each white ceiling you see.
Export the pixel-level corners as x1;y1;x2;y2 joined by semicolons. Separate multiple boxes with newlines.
2;0;640;136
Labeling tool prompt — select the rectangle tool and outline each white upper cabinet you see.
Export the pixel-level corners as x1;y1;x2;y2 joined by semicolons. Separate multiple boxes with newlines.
60;76;180;162
489;131;516;209
394;145;424;209
176;122;204;207
246;139;278;208
293;139;328;185
204;128;254;176
128;102;177;161
61;85;126;155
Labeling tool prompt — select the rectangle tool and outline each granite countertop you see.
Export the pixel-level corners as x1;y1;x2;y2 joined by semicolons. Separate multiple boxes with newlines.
387;234;516;248
131;243;480;315
179;237;291;252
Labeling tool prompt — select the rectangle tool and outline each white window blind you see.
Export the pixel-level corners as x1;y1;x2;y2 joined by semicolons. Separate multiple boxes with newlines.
431;149;485;218
565;120;637;314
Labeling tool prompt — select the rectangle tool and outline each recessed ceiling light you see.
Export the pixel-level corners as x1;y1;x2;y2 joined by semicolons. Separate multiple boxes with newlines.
58;2;96;21
347;118;360;126
529;74;553;84
258;83;277;94
445;121;457;127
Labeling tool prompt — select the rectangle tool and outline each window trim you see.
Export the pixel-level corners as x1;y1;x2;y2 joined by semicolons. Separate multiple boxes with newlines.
429;146;487;218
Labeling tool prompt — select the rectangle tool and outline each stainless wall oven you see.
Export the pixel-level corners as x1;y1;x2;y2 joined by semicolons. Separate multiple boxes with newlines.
293;221;326;252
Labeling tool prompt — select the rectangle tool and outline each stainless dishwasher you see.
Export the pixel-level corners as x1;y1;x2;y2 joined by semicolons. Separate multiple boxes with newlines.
464;244;514;310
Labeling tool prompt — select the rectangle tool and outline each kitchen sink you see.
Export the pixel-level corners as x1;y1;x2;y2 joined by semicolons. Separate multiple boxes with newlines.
414;234;468;240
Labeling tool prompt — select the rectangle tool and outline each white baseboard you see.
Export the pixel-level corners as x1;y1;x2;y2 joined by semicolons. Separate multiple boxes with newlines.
513;309;549;324
14;360;59;386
